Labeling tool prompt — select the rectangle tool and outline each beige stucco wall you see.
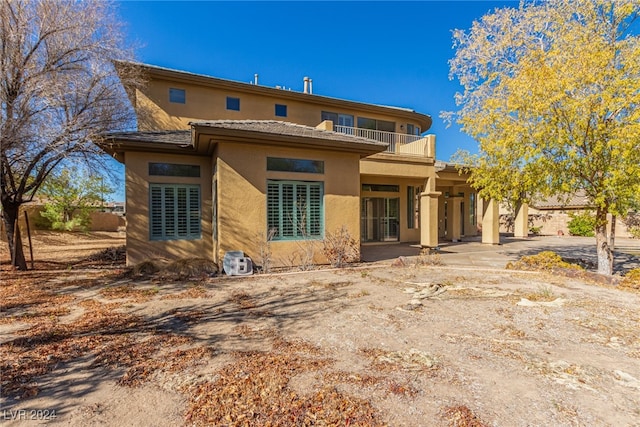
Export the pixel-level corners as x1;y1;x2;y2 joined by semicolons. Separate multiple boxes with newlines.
135;81;427;134
215;142;361;268
124;151;213;265
360;154;434;178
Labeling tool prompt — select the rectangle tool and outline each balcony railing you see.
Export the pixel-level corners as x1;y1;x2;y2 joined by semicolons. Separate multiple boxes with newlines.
334;125;431;157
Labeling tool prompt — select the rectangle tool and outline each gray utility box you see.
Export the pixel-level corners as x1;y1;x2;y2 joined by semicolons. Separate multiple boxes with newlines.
223;251;253;276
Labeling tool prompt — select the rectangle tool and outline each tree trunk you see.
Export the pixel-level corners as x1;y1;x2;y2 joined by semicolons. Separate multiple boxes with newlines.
595;208;613;275
1;201;28;270
609;214;616;250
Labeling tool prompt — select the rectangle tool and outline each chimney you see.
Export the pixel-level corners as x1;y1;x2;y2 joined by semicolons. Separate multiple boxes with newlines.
254;74;259;85
309;78;313;94
303;76;309;94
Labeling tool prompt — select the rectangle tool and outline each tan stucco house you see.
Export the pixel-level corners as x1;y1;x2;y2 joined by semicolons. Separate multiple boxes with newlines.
103;63;478;267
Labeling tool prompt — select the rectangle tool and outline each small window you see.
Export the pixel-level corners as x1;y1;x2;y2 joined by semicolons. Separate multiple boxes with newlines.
149;163;200;177
267;157;324;174
169;88;186;104
362;184;400;192
226;96;240;111
150;184;201;240
275;104;287;117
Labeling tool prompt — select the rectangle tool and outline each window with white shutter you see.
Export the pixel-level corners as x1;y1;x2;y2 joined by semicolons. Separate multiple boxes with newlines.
149;184;201;240
267;180;324;240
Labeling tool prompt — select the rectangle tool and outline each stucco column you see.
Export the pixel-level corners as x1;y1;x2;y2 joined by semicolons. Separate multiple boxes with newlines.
514;202;529;238
481;198;500;245
451;195;463;242
420;190;441;248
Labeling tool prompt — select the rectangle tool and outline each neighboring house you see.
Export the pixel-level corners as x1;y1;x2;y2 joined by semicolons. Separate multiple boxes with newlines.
102;63;477;266
529;193;633;238
497;192;635;238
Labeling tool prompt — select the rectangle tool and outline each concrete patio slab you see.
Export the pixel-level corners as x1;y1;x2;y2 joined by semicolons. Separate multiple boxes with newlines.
361;235;640;274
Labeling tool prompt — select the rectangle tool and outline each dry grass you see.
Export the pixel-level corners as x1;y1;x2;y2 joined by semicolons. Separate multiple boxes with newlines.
100;284;159;302
184;336;383;427
620;268;640;290
524;285;557;302
506;251;583;272
443;405;489;427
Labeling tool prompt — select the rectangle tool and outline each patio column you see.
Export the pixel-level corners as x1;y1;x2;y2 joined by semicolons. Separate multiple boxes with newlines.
420;190;441;248
481;198;500;245
514;201;529;238
450;195;463;242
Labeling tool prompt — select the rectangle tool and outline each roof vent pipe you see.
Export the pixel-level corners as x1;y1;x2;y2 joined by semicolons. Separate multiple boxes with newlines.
254;74;259;85
303;76;309;94
309;78;313;94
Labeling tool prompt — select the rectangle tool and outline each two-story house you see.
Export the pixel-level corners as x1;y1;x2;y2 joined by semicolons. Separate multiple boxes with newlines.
103;63;478;267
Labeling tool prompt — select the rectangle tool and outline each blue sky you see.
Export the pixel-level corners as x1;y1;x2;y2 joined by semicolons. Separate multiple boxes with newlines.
110;0;518;200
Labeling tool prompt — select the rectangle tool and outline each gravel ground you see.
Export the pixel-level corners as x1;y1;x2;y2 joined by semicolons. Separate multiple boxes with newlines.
1;232;639;426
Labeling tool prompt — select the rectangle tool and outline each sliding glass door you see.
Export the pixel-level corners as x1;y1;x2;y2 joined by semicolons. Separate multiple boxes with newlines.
361;197;400;242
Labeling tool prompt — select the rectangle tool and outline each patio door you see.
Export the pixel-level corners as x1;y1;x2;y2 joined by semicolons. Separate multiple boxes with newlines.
361;197;399;242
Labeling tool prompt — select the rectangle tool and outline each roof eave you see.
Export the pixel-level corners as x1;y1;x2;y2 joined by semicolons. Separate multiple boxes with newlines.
190;123;388;157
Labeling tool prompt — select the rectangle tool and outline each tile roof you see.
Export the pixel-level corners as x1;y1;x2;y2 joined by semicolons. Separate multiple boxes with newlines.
104;130;191;145
532;192;591;209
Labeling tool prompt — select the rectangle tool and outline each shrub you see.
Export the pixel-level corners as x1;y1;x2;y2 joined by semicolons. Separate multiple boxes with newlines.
415;248;443;266
621;268;640;290
322;225;359;268
255;228;277;273
623;213;640;239
567;211;595;237
506;251;583;272
529;226;542;235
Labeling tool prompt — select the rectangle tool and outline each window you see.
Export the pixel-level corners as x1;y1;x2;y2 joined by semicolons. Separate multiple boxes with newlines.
406;124;421;136
169;88;186;104
226;96;240;111
275;104;287;117
267;181;323;240
321;111;338;123
149;184;201;240
407;186;422;229
357;117;395;133
149;163;200;177
362;184;399;192
470;192;477;230
321;111;354;127
267;157;324;174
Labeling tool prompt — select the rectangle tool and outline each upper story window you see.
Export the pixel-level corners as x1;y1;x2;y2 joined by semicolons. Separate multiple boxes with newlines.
357;117;395;133
406;124;421;136
169;88;186;104
275;104;287;117
226;96;240;111
321;111;353;127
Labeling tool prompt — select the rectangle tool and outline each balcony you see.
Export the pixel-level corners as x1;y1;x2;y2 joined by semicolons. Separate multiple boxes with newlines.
334;125;434;158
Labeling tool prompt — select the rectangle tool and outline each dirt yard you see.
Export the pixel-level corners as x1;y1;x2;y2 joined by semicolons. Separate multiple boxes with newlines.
1;232;639;426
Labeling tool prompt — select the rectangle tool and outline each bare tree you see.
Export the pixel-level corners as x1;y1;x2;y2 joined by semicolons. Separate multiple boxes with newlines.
1;0;140;269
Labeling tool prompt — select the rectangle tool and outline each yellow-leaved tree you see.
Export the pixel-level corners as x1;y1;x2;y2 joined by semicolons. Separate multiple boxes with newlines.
445;0;640;275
